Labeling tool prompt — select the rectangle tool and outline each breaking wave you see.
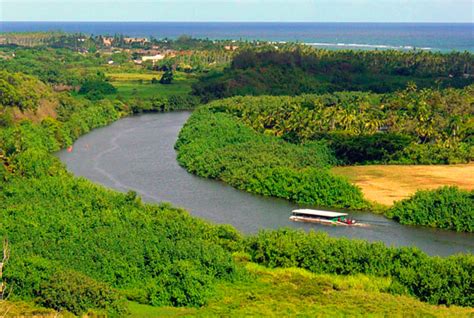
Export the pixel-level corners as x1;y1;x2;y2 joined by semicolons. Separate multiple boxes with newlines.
305;42;432;50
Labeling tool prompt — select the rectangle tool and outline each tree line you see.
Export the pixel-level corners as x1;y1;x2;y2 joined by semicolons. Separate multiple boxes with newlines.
192;47;474;101
209;85;473;164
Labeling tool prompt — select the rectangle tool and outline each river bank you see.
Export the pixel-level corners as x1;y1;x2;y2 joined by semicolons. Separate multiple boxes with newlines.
57;112;474;256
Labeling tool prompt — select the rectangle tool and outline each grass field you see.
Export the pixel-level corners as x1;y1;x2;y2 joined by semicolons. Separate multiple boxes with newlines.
106;71;197;100
127;262;474;317
0;300;71;318
332;163;474;206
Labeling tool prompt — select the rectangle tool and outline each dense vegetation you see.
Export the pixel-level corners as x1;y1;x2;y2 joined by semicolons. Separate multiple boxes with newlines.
0;79;241;315
78;78;117;100
387;187;474;232
0;70;52;112
1;39;473;316
4;264;474;317
246;229;474;307
192;48;474;101
176;108;368;210
0;48;103;85
128;262;474;317
205;86;474;164
175;89;474;231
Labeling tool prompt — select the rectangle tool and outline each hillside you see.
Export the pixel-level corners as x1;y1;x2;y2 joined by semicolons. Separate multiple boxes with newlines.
0;50;473;316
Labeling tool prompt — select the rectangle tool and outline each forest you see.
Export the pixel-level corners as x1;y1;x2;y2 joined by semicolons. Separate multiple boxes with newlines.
0;37;473;316
192;47;474;101
204;85;474;164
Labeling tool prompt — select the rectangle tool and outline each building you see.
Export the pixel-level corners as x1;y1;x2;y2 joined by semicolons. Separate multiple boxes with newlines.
142;54;165;64
224;45;239;51
124;37;149;45
102;37;113;47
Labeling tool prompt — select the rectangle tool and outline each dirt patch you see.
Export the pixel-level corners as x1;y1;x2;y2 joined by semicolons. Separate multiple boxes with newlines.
332;164;474;206
12;98;58;123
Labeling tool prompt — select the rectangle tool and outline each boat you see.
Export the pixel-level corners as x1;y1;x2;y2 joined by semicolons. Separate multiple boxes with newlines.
290;209;368;227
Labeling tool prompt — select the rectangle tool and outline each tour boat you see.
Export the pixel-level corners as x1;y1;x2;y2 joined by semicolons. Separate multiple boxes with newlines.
290;209;368;227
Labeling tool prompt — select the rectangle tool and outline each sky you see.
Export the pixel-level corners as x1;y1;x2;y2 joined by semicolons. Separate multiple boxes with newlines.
1;0;473;22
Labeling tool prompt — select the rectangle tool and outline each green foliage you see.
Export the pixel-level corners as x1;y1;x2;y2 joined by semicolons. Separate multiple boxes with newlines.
176;108;368;210
321;132;413;164
0;70;51;111
207;88;473;164
245;229;474;307
129;94;200;113
78;78;117;100
37;269;126;316
128;262;474;317
0;47;103;85
1;174;238;309
159;70;174;84
0;74;237;311
13;148;64;178
387;187;474;232
1;47;472;315
193;48;474;101
146;260;213;307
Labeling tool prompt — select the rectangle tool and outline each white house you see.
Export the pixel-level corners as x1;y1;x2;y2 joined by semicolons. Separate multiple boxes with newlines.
141;54;165;62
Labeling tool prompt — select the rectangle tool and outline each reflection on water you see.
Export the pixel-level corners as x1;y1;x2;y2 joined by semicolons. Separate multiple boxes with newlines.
57;112;474;256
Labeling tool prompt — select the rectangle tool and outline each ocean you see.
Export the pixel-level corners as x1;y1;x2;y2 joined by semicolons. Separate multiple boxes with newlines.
1;22;473;52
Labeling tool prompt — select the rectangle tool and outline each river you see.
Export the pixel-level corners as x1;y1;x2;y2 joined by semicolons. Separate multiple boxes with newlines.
57;112;474;256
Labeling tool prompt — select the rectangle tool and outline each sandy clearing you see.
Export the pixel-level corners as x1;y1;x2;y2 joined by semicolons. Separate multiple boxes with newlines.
332;163;474;206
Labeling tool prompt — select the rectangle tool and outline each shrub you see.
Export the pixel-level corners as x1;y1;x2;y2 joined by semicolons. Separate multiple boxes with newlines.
147;261;213;307
37;270;126;316
387;186;474;232
13;148;64;177
160;70;173;84
78;79;117;99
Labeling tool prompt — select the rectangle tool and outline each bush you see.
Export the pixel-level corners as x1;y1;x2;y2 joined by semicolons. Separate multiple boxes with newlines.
159;70;173;84
387;186;474;232
13;148;64;177
37;270;126;316
78;79;117;99
147;261;213;307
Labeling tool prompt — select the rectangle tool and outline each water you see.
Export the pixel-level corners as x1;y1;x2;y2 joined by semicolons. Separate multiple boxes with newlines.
57;112;474;256
1;22;473;52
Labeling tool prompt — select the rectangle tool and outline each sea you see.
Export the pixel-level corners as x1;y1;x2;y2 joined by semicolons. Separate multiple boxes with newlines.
1;22;473;52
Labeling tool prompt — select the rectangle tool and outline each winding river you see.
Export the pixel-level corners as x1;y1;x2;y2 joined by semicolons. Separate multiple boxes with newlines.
57;112;474;256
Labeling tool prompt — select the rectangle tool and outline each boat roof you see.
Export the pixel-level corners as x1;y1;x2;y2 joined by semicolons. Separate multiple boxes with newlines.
292;209;348;218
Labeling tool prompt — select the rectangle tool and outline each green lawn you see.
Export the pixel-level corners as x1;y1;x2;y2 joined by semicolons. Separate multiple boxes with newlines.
108;71;197;100
127;262;473;318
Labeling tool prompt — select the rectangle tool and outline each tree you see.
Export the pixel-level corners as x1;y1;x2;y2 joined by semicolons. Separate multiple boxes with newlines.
160;70;174;85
